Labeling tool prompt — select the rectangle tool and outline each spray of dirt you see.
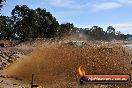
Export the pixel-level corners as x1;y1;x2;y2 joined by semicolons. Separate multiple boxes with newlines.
1;41;132;87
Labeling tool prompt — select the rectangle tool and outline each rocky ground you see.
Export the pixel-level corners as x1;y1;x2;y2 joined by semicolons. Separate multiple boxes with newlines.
0;40;132;88
0;47;31;70
0;45;32;88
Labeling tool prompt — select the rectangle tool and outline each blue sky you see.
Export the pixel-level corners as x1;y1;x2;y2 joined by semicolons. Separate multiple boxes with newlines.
1;0;132;34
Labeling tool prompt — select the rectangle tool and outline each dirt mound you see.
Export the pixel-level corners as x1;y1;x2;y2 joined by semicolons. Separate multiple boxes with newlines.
0;48;31;70
1;42;132;87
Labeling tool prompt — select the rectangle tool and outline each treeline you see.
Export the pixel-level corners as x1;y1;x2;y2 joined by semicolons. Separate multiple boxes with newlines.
0;0;5;11
72;26;132;40
0;5;74;41
0;4;132;41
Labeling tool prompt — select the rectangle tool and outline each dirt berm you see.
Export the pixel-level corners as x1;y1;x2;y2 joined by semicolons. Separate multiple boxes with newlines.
1;42;132;87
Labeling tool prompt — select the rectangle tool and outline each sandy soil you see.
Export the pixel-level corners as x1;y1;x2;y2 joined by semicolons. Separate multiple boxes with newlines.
0;41;132;88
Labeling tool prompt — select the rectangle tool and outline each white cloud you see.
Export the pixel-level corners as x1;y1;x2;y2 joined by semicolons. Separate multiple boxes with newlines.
42;0;131;15
43;0;91;16
28;2;45;9
80;23;132;34
43;0;132;12
118;0;132;4
44;0;91;10
113;23;132;30
112;23;132;34
54;10;85;16
102;23;132;34
92;2;122;11
43;0;126;13
44;0;73;7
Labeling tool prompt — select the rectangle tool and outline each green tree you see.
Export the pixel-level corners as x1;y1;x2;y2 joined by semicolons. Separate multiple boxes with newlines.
90;26;105;40
106;26;115;40
0;16;12;40
0;0;5;12
11;5;31;39
11;5;59;40
57;22;74;37
115;31;126;40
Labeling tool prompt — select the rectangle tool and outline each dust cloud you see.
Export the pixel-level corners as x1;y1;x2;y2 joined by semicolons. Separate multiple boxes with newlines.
1;41;132;87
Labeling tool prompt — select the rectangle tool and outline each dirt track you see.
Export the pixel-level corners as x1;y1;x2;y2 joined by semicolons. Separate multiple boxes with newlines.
0;41;132;88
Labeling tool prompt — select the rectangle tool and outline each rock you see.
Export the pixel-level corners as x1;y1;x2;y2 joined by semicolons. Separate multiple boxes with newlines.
13;83;17;85
0;54;4;58
0;43;5;47
7;59;13;63
0;80;3;83
0;59;2;62
0;48;30;69
0;66;3;70
2;62;7;68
